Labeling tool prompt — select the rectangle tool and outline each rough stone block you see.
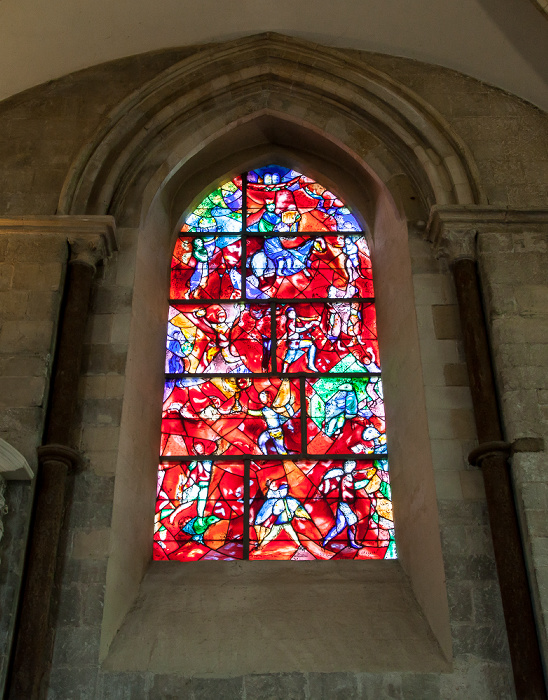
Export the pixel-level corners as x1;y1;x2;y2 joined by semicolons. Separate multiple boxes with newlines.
432;305;461;340
85;313;113;344
56;583;82;626
446;581;473;622
81;425;120;452
148;674;192;700
91;286;133;314
81;398;123;426
47;666;98;700
191;677;244;700
5;235;67;263
71;528;110;560
430;439;467;472
0;290;29;321
0;263;13;290
308;673;359;700
0;318;52;352
12;262;63;291
524;510;548;539
439;660;515;700
358;673;402;699
110;312;132;344
460;470;486;501
51;624;100;667
68;499;113;530
72;471;115;504
79;375;107;399
105;374;126;398
515;285;548;317
0;375;45;407
425;386;473;410
87;450;118;477
81;583;106;626
443;363;469;386
244;673;305;700
400;674;441;699
435;471;463;500
412;274;455;306
26;290;59;320
97;671;153;699
520;482;548;511
472;581;504;625
427;408;477;440
452;623;510;663
82;344;128;375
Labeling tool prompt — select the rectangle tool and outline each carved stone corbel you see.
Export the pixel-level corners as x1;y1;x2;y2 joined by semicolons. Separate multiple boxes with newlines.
68;234;110;271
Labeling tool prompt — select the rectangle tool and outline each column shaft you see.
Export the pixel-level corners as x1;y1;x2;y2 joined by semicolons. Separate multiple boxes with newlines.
452;258;546;700
8;255;98;700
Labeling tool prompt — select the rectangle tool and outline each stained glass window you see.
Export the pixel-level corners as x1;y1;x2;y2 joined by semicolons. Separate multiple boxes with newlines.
155;165;397;562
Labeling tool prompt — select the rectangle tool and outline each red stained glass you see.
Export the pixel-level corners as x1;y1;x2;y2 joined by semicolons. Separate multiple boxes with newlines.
170;235;242;300
162;378;301;457
306;377;386;455
166;303;271;374
154;460;244;561
246;235;373;300
248;460;395;560
275;302;379;374
156;165;397;562
246;166;360;234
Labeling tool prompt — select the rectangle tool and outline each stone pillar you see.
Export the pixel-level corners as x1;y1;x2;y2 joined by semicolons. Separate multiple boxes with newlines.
8;221;116;700
428;206;547;699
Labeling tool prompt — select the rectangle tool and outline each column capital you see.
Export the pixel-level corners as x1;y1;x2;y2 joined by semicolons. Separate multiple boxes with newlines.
68;233;110;270
427;205;548;264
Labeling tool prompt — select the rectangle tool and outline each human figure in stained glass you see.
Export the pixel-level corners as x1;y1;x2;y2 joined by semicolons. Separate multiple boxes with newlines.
157;166;395;561
257;200;281;233
362;426;387;454
320;460;368;549
262;236;315;278
249;381;296;455
254;481;312;550
327;302;360;348
324;383;358;437
188;238;210;296
169;448;213;529
192;305;250;373
281;307;319;372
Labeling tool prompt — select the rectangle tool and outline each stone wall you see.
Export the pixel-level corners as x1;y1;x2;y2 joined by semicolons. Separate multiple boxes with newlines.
0;42;546;699
0;229;66;695
478;224;548;662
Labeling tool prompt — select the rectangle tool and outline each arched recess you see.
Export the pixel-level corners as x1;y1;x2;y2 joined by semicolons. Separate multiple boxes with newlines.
64;35;485;675
58;32;484;222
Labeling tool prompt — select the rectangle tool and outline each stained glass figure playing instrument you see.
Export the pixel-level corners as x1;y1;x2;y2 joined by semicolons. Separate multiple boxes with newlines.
156;165;396;561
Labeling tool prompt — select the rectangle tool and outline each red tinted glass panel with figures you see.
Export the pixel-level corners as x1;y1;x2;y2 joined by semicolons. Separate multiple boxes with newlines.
154;165;396;562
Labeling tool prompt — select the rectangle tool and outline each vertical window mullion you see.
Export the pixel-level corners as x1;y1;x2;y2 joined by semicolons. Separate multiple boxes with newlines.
241;173;247;301
271;301;277;373
300;376;307;456
243;458;250;560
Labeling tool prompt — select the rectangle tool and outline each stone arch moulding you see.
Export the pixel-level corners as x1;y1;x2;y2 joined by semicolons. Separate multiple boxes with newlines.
57;32;485;223
64;34;488;676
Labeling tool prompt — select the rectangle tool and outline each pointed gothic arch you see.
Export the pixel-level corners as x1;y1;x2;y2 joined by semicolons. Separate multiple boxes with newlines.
80;34;477;674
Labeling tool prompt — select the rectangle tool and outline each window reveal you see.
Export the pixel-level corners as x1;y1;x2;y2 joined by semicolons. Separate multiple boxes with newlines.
154;165;396;561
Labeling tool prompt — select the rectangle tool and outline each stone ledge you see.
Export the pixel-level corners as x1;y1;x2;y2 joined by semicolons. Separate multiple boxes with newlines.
102;560;452;677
